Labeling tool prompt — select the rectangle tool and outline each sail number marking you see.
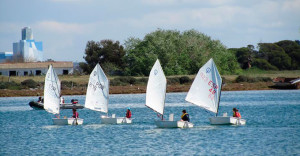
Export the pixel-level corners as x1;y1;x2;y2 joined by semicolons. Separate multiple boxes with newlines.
200;72;219;101
89;81;104;91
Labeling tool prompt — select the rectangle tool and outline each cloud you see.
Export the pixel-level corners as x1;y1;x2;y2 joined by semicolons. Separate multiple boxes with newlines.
49;0;93;2
0;22;24;34
141;0;235;6
117;6;243;29
282;0;300;12
34;21;89;34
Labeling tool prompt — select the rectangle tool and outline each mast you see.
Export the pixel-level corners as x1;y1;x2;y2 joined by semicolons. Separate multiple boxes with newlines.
162;80;167;120
107;79;110;116
216;82;222;117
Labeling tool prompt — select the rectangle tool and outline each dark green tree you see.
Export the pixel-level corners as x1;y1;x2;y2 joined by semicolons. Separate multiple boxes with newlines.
257;43;291;70
275;40;300;69
229;45;257;69
80;40;125;75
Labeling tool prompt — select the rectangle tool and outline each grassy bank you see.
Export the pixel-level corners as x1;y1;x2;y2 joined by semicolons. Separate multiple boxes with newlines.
0;70;299;97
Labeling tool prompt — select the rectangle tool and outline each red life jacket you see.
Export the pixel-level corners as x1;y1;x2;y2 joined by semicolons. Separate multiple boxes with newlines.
236;112;241;118
126;110;131;118
73;112;79;118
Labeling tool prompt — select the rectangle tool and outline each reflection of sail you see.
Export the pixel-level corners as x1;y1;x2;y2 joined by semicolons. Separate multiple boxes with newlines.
85;64;109;113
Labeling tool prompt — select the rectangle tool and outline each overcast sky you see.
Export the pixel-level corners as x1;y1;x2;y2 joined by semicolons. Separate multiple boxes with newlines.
0;0;299;62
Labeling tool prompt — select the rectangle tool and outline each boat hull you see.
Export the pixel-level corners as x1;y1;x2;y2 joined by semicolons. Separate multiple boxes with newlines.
52;118;84;125
101;116;132;124
155;120;194;128
209;117;246;125
29;101;84;110
29;101;44;109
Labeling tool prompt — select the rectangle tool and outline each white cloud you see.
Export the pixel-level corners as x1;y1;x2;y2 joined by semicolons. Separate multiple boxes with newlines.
49;0;93;2
34;21;88;34
0;22;24;33
141;0;235;6
282;0;300;12
116;6;244;29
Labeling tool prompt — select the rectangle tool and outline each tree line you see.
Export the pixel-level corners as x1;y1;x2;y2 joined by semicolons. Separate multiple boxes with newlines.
79;29;300;76
229;40;300;70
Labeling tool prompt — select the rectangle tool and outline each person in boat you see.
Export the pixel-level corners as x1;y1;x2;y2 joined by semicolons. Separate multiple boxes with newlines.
72;108;79;118
126;108;132;118
37;97;42;103
60;97;65;104
181;110;190;122
233;108;241;118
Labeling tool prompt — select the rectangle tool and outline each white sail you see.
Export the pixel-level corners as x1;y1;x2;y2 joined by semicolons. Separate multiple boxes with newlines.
185;58;222;114
145;59;167;115
44;64;61;114
85;64;109;113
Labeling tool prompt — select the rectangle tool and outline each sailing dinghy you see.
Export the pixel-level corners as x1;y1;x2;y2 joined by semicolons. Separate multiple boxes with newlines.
44;65;83;125
185;58;246;125
146;59;193;128
85;64;132;124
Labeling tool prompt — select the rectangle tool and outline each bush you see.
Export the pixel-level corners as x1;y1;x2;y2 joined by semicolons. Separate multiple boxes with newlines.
252;59;278;70
235;75;250;83
235;75;272;83
110;78;126;86
136;77;148;85
0;82;6;89
255;77;272;82
21;79;37;88
0;81;22;90
61;81;77;88
167;77;180;84
179;76;191;84
114;76;137;84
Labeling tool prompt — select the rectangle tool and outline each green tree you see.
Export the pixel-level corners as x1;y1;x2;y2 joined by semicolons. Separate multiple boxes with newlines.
124;29;240;76
275;40;300;69
257;43;291;70
252;58;278;70
81;40;125;75
229;45;257;69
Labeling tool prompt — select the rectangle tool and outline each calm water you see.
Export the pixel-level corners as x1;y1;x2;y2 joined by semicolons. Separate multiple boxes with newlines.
0;90;300;155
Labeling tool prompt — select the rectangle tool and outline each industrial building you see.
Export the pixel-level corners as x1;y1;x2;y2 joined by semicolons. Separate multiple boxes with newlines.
0;62;73;76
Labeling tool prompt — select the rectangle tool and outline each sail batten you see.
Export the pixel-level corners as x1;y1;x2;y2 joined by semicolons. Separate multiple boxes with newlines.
146;60;167;115
85;64;109;113
44;65;61;115
185;58;222;114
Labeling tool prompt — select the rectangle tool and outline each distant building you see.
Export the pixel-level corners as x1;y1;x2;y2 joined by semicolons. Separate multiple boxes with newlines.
0;62;73;76
13;27;43;62
0;52;13;63
22;27;33;40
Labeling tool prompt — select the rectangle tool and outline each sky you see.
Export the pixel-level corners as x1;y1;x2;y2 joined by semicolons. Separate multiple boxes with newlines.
0;0;299;62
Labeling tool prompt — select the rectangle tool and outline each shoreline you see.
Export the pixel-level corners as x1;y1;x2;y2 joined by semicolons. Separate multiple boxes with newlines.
0;82;290;97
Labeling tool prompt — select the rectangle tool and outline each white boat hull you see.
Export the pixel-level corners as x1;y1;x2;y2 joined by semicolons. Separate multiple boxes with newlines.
52;118;84;125
209;117;246;125
155;120;194;128
101;116;132;124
